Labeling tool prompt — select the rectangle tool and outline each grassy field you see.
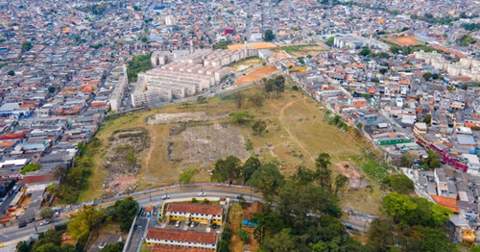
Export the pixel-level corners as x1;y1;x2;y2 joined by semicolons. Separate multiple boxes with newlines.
278;43;328;57
79;85;383;214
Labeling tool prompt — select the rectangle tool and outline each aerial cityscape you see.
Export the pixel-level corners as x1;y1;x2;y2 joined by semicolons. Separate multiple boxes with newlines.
0;0;480;251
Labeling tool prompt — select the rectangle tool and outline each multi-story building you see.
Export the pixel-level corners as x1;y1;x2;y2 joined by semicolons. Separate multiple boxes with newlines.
145;228;218;251
165;202;224;225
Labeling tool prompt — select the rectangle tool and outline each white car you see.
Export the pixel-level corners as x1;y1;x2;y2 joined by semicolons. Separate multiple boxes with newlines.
197;191;206;196
161;194;170;200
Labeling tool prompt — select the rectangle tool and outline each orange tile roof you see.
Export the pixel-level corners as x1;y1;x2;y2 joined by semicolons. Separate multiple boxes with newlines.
150;245;214;252
147;228;217;244
431;195;459;213
166;203;223;216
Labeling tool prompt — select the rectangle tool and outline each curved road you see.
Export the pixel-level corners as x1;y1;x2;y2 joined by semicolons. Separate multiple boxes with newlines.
0;184;262;247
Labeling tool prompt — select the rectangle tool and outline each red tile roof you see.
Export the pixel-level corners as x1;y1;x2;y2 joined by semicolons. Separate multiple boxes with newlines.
431;195;459;213
150;245;214;252
166;203;223;216
147;228;217;244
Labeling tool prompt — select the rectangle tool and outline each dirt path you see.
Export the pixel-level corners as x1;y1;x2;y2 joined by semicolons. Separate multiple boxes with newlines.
278;98;315;163
143;126;157;183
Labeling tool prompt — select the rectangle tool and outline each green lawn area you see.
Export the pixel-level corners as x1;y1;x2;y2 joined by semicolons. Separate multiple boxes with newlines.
78;85;384;214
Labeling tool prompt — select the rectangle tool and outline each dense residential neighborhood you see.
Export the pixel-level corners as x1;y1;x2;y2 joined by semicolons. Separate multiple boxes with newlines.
0;0;480;251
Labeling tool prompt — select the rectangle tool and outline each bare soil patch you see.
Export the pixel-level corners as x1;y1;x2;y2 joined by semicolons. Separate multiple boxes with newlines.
103;128;150;195
335;162;369;190
168;123;249;168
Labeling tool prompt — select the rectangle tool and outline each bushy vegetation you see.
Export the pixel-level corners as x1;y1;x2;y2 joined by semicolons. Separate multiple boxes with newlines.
55;138;101;203
213;39;232;49
390;44;439;55
324;111;349;131
127;54;153;83
21;41;33;53
20;163;41;175
457;34;477;47
382;174;414;194
462;23;480;31
16;226;76;252
367;192;454;252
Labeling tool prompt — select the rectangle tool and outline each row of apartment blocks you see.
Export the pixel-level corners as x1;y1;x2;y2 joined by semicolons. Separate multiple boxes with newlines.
131;48;258;107
145;202;225;251
414;51;480;81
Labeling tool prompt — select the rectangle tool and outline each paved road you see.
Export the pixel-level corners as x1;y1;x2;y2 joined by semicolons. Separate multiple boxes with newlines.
0;184;261;246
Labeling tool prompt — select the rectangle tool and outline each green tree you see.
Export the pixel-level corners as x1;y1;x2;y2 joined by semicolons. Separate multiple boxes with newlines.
367;219;395;252
21;41;33;53
247;163;284;199
212;156;242;183
421;150;441;170
383;174;414;194
20;163;41;175
400;152;415;168
229;111;254;125
109;197;139;232
262;229;298;252
238;229;249;243
33;243;61;252
16;241;32;252
359;47;372;57
315;153;332;191
263;30;275;42
100;242;124;252
325;36;335;47
40;207;55;220
334;174;349;196
423;72;433;80
179;167;198;184
67;206;105;240
242;156;261;184
252;120;267;136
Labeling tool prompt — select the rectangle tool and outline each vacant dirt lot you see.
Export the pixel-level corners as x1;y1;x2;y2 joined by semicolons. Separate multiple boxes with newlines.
103;128;149;195
236;65;278;85
386;35;420;47
228;42;277;50
168;123;249;168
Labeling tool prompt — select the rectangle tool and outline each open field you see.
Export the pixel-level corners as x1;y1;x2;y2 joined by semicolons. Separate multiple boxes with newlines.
228;42;277;50
79;86;382;214
236;65;278;85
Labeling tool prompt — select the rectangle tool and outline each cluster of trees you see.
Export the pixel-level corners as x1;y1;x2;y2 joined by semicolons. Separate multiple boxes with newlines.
324;111;349;131
228;111;267;136
16;225;77;252
213;39;232;49
264;75;285;96
325;36;335;47
367;192;454;252
68;198;138;251
246;153;365;251
21;41;33;53
420;150;441;170
422;72;440;81
382;174;414;194
411;14;459;25
17;197;136;252
263;30;275;42
54;138;101;203
390;44;437;55
127;54;153;83
462;23;480;31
